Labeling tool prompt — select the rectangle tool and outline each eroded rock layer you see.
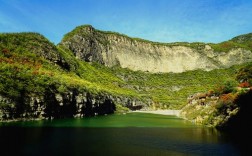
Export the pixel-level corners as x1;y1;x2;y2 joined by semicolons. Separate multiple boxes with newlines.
60;25;252;73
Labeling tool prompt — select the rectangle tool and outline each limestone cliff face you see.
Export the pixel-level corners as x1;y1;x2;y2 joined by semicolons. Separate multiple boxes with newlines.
60;25;252;73
0;90;147;121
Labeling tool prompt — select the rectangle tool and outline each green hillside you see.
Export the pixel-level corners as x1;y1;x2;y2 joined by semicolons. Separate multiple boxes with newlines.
62;25;252;53
1;32;246;113
0;33;135;100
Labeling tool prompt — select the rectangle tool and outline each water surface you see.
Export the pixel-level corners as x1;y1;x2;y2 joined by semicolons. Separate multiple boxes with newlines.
0;113;249;156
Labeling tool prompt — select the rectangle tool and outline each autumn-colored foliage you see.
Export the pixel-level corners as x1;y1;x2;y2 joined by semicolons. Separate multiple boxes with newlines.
207;90;214;96
238;81;250;88
213;82;237;95
219;93;237;105
2;48;10;54
221;42;231;48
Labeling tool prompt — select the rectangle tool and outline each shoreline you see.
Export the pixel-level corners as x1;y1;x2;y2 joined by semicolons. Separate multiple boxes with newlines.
131;110;181;116
0;110;182;123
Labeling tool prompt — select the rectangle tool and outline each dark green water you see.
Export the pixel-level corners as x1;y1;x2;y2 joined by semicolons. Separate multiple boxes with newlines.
0;113;250;155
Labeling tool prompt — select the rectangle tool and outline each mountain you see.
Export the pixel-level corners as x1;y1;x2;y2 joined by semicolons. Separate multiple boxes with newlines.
0;26;252;125
60;25;252;73
231;32;252;43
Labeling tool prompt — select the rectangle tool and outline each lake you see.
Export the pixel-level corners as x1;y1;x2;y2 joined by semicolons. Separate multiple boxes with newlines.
0;113;250;156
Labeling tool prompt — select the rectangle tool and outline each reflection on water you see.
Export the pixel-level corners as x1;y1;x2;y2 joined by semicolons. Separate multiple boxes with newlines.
0;113;197;128
0;113;249;156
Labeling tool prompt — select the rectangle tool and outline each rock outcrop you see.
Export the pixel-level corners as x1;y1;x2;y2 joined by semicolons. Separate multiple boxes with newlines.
1;26;252;122
180;88;252;128
0;89;148;121
0;31;152;121
60;25;252;73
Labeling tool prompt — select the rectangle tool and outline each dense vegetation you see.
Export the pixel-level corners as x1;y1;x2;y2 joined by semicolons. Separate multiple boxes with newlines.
180;62;252;127
0;33;136;100
1;31;250;114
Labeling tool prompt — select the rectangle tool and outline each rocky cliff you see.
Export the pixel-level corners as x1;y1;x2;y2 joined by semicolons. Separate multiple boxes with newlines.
180;87;252;128
0;89;146;121
1;27;252;122
60;25;252;73
0;32;149;121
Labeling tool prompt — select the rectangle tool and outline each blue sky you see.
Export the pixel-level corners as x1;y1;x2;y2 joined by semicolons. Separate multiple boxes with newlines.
0;0;252;44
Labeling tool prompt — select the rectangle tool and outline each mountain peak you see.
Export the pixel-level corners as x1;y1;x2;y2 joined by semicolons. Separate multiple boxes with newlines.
78;24;95;31
231;32;252;43
60;25;252;73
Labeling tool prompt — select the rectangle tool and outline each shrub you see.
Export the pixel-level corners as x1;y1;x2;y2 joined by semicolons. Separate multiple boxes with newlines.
214;80;238;95
238;81;250;88
236;63;252;82
219;93;237;105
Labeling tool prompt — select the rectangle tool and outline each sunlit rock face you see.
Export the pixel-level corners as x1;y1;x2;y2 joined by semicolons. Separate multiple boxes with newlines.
61;25;252;73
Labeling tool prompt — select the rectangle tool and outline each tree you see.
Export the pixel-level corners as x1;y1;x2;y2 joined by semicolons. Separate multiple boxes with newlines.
236;64;252;83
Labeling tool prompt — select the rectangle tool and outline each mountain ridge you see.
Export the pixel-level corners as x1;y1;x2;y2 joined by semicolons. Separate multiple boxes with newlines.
62;25;252;45
0;26;251;125
60;25;252;73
